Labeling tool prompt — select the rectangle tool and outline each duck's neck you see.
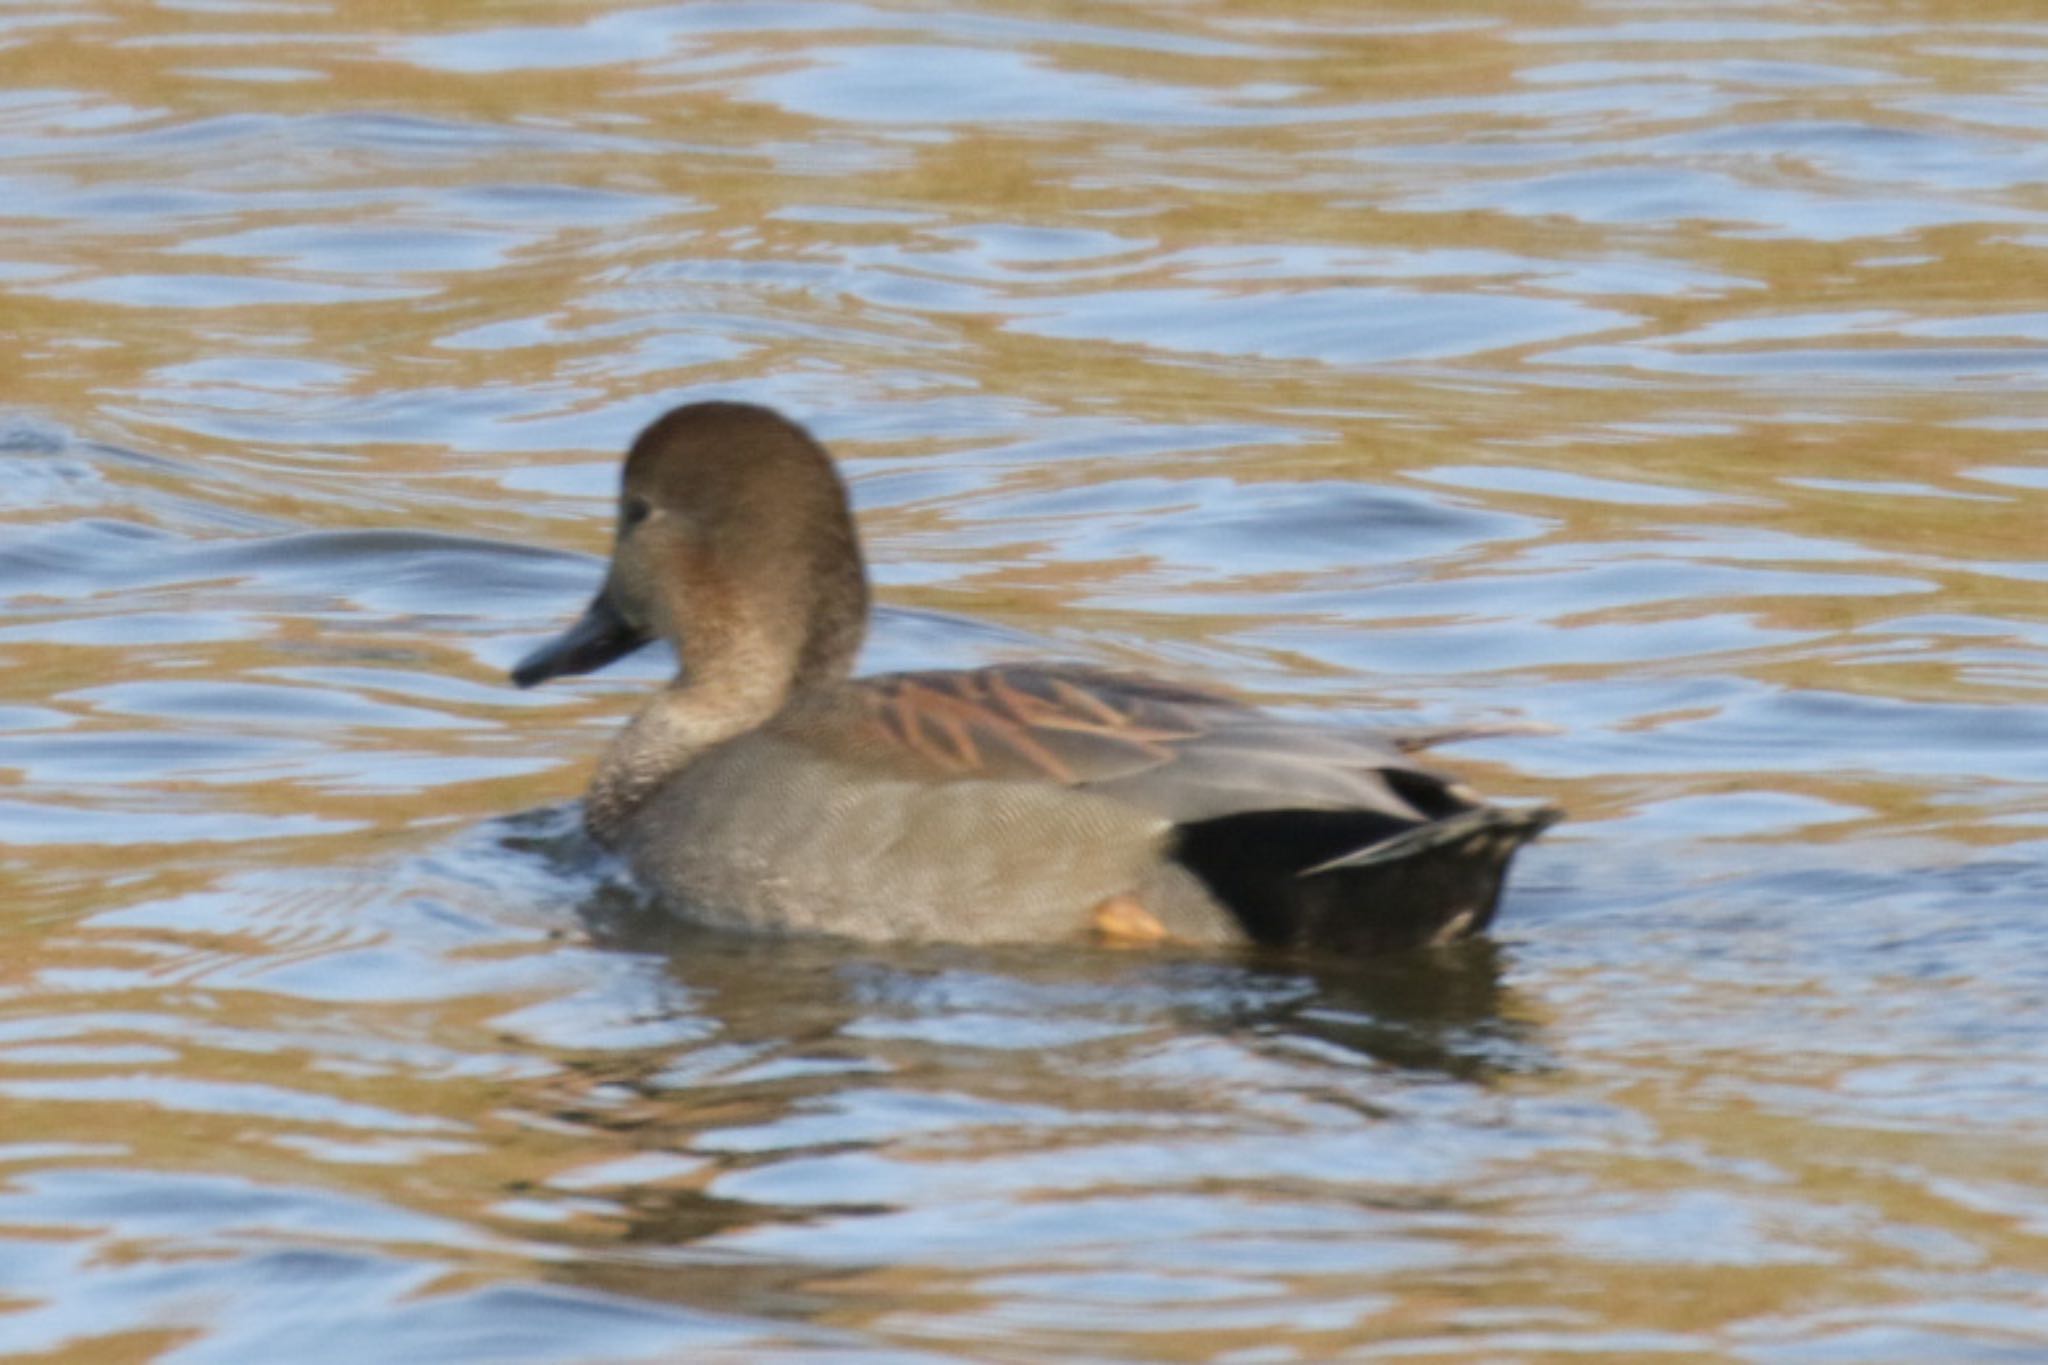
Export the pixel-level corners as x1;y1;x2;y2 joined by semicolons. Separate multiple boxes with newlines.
583;605;857;846
583;689;765;846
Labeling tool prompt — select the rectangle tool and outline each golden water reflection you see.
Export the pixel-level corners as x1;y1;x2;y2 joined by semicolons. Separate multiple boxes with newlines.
2;0;2046;1359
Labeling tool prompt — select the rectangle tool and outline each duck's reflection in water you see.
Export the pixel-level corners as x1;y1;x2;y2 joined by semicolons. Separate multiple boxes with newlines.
579;880;1537;1081
497;804;1546;1327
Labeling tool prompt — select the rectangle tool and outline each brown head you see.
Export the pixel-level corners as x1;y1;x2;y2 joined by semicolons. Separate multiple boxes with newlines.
512;402;870;709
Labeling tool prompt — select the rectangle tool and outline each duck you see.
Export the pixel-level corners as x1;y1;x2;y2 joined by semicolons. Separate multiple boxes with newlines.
512;401;1559;953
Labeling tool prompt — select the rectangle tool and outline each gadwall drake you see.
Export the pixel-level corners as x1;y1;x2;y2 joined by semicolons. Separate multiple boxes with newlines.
513;401;1559;952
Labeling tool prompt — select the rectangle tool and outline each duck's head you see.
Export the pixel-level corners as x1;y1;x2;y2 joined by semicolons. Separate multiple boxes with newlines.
511;402;870;702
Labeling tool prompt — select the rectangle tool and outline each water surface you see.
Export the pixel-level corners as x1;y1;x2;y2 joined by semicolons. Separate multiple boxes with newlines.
3;1;2047;1360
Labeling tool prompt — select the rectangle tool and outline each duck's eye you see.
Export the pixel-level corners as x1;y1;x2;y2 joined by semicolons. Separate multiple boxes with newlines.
621;495;653;530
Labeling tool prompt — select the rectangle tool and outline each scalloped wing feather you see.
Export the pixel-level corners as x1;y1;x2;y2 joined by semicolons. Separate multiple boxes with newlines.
810;665;1453;825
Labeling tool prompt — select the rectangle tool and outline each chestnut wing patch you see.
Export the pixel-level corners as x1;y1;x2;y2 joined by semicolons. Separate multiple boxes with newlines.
842;665;1454;825
852;666;1229;786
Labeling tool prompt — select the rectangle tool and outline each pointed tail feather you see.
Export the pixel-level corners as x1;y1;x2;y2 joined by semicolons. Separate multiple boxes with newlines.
1289;803;1561;954
1301;803;1562;875
1174;802;1561;955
